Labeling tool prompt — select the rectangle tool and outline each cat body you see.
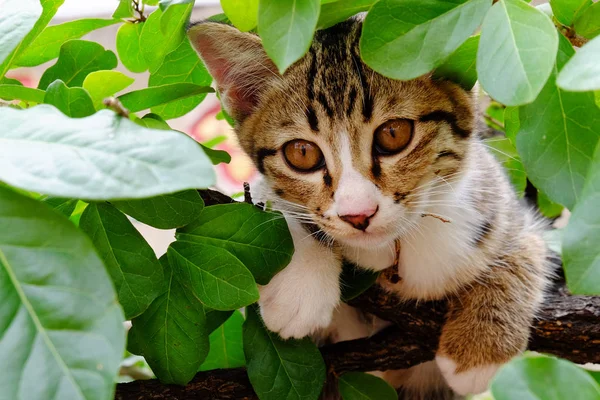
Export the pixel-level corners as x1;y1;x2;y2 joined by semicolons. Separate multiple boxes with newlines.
188;18;550;397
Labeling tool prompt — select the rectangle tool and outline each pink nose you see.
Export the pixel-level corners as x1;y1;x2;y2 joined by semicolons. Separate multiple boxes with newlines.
339;208;378;231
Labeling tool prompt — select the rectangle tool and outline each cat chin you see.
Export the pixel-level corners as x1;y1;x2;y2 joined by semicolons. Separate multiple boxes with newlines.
334;230;396;249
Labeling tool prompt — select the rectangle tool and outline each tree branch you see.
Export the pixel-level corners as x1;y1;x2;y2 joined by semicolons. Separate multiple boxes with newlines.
115;190;600;399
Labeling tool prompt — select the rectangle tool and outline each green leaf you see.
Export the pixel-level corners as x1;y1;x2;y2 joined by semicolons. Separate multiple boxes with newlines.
537;190;564;218
360;0;490;81
82;70;135;110
549;0;591;26
563;143;600;294
221;0;259;31
167;241;259;310
113;190;205;229
117;22;148;73
244;305;326;400
573;1;600;39
148;39;213;119
0;185;125;400
38;40;118;90
0;105;215;200
119;83;213;113
491;354;600;400
0;84;45;103
44;79;96;118
0;0;42;72
15;19;119;67
432;35;479;90
159;0;194;35
128;255;210;385
516;35;600;209
140;7;188;73
205;308;235;334
0;76;23;85
557;35;600;91
0;0;64;80
80;203;164;319
504;106;520;145
134;113;172;130
477;0;558;106
318;0;376;30
177;203;294;285
340;261;379;302
199;310;245;371
258;0;321;74
201;144;232;165
69;200;88;226
484;137;527;197
40;197;78;217
339;372;397;400
114;0;135;19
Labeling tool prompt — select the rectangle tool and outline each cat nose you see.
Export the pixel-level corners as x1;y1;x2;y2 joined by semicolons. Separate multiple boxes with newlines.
339;208;378;231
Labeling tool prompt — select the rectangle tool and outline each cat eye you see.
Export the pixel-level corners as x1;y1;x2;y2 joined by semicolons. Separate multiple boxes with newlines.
283;140;325;172
373;119;413;155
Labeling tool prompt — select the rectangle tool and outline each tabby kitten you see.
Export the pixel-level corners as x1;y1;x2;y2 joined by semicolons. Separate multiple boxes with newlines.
188;18;550;397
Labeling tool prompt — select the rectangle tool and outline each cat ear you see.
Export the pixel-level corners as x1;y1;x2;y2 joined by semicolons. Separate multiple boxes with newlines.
188;22;278;122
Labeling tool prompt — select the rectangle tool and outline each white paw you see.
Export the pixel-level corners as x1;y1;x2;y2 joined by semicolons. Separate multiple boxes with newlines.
258;280;339;339
436;355;500;395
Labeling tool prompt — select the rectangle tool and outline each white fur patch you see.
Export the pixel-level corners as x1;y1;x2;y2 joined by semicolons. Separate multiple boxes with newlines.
258;218;342;339
436;355;500;395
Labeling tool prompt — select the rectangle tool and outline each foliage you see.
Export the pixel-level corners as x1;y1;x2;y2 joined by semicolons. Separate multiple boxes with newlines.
0;0;599;399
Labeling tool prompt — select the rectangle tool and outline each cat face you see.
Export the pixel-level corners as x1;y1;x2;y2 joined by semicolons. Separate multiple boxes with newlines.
189;19;474;249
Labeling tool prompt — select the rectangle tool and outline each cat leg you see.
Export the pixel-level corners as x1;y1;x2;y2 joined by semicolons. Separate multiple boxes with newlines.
435;239;548;395
258;219;342;339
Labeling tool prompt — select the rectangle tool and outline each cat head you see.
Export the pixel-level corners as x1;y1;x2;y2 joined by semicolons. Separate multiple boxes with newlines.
188;19;475;249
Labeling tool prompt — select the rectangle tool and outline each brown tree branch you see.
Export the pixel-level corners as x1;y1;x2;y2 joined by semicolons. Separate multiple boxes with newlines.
115;190;600;399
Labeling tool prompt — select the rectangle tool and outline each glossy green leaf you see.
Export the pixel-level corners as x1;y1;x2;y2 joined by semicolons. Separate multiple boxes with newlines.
573;1;600;39
549;0;591;26
0;77;22;85
478;0;558;106
0;105;215;200
113;190;204;229
128;255;210;385
167;241;259;310
516;35;600;209
44;79;96;118
177;203;294;285
159;0;194;34
433;35;479;90
339;372;397;400
340;261;379;302
205;308;235;334
0;0;63;80
504;106;520;145
221;0;259;31
199;310;245;371
201;145;232;165
258;0;321;74
40;197;78;217
80;203;164;319
82;70;135;110
116;22;148;73
114;0;135;19
491;354;600;400
563;143;600;294
134;113;172;130
38;40;118;90
244;305;326;400
0;185;125;400
119;83;213;113
318;0;376;29
0;84;45;103
148;39;213;120
140;7;188;73
557;35;600;91
361;0;490;81
15;19;118;67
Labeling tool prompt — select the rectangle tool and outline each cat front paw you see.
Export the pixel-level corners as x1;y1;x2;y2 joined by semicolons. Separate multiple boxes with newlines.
258;281;339;340
436;355;500;395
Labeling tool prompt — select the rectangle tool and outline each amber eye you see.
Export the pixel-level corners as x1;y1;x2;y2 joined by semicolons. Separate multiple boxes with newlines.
283;140;325;172
373;119;413;155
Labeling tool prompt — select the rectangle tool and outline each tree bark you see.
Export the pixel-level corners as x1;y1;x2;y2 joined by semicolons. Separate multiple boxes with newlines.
115;190;600;399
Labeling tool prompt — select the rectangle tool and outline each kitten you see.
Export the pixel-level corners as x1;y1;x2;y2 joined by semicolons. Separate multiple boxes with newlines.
188;18;550;397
